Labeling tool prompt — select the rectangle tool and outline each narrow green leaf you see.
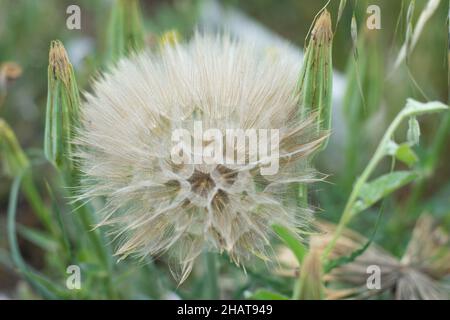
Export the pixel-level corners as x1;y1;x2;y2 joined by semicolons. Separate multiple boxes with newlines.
350;14;358;59
272;224;307;265
324;209;383;273
336;0;347;29
355;171;418;214
395;143;418;167
395;0;441;69
17;224;59;252
247;289;289;300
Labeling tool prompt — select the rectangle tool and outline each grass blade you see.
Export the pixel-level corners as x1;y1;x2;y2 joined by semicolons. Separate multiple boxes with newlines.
272;224;307;265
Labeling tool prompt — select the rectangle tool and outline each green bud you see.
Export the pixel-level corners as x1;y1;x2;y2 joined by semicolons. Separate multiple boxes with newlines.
0;118;29;177
107;0;145;62
44;40;80;169
407;116;420;146
343;27;383;124
297;10;333;147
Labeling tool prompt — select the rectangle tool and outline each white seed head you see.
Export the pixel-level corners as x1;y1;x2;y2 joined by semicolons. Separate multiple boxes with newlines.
75;34;323;282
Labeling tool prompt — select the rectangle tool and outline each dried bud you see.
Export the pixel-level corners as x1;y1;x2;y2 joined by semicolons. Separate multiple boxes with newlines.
0;62;22;82
0;62;23;108
295;249;324;300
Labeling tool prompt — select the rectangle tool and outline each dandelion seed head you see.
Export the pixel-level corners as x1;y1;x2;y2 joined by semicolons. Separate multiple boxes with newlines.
75;34;323;282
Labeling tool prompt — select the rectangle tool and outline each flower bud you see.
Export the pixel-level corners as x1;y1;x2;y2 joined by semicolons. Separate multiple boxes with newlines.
44;40;80;169
107;0;145;62
297;10;333;148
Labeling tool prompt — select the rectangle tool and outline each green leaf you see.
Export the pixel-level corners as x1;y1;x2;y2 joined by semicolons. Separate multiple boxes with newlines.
336;0;347;28
404;99;448;117
17;225;59;251
325;209;382;273
385;139;399;156
350;14;358;58
247;289;289;300
324;237;371;274
354;171;418;214
272;224;307;265
395;143;418;167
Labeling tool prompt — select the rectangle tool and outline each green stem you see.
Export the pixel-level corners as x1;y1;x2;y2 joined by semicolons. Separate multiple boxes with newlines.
343;120;363;192
323;104;425;259
205;252;219;299
298;184;308;207
63;170;117;298
405;113;450;212
292;272;302;299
